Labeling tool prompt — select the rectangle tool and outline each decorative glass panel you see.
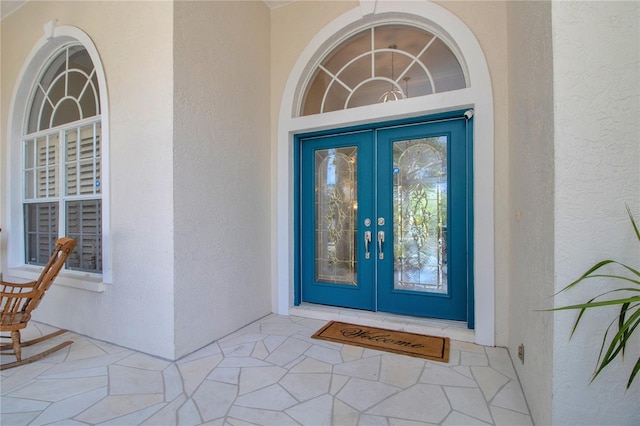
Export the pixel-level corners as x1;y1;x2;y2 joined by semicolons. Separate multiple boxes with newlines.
301;24;466;116
315;147;358;284
393;137;447;293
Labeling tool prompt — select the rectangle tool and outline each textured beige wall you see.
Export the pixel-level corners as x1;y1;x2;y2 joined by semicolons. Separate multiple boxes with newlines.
552;1;640;423
506;2;554;424
173;0;272;358
0;1;176;358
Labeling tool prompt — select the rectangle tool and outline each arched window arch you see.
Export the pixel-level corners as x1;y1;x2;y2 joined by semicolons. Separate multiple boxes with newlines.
21;43;103;274
301;23;467;116
27;44;100;133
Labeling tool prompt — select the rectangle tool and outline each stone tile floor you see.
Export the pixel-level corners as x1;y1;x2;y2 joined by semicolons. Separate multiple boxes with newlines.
1;314;532;425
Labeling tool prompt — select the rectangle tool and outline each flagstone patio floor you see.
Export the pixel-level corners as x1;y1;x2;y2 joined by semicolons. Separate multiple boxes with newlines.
1;314;532;425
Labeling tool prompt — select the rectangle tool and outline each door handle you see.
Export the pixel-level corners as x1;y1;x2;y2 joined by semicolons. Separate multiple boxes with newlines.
364;231;372;259
377;230;385;260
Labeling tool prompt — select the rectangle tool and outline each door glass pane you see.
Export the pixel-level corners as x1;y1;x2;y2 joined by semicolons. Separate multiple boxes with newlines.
393;137;447;293
315;146;358;285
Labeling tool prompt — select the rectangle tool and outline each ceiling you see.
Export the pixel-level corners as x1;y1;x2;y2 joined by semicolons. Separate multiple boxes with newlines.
262;0;295;8
1;0;294;20
1;0;26;20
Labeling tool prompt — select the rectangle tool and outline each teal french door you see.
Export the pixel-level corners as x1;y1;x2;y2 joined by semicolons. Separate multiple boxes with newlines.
298;115;473;324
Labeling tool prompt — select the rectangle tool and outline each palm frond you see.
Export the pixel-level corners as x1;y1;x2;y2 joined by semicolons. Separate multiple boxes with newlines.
629;357;640;389
591;310;640;384
550;205;640;389
628;205;640;241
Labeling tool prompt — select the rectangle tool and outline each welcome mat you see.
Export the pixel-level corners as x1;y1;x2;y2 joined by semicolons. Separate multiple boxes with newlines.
311;321;450;363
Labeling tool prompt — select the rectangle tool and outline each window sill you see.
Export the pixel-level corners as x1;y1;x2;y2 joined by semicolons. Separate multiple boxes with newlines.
4;267;105;293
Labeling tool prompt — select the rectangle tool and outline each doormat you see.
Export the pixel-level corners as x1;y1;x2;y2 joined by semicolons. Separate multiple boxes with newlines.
311;321;450;363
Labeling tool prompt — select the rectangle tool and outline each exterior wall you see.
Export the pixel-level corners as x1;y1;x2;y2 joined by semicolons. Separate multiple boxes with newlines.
552;1;640;423
0;1;176;359
507;2;555;424
173;0;272;358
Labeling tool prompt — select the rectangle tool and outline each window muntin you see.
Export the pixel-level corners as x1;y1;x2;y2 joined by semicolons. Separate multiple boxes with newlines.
301;24;467;116
23;44;102;274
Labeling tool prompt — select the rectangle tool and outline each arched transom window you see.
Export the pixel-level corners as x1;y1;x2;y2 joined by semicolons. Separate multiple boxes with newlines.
301;24;467;116
27;44;100;133
22;44;102;273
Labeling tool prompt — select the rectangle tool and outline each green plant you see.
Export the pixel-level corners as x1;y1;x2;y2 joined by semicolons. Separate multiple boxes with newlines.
553;206;639;389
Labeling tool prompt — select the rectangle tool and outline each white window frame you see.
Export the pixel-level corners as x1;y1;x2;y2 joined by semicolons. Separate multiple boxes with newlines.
6;22;110;291
23;119;103;272
23;44;102;274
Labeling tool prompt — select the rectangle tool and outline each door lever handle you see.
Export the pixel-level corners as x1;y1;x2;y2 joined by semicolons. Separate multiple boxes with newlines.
364;231;372;259
377;230;385;260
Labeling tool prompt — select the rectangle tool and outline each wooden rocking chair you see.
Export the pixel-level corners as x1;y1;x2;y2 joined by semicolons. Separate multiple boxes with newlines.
0;237;76;370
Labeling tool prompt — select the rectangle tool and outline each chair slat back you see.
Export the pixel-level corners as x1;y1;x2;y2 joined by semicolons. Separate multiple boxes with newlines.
23;238;76;314
0;287;31;325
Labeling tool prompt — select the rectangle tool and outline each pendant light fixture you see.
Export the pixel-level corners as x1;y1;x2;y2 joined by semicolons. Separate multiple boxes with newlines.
378;44;407;103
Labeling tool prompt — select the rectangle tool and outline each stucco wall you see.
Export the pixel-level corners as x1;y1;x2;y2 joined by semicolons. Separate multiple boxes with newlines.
173;0;272;358
506;2;555;424
552;1;640;423
0;1;176;359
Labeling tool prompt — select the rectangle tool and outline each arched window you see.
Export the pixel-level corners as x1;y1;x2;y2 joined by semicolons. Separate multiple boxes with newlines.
22;44;102;273
301;24;467;116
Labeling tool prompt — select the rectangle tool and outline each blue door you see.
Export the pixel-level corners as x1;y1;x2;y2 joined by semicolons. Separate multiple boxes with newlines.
298;115;472;324
299;131;375;310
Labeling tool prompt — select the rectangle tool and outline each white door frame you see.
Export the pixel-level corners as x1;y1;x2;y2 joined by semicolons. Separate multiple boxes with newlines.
275;0;495;346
